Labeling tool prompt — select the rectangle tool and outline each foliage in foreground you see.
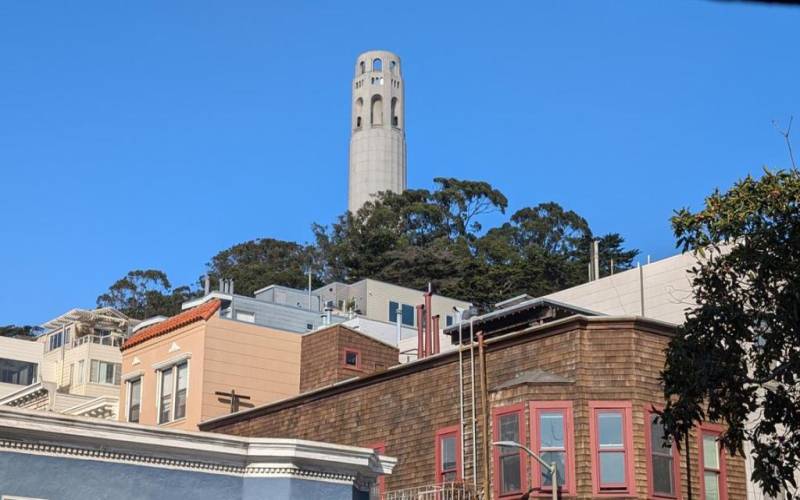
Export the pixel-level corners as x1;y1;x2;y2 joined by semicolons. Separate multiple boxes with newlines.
660;169;800;496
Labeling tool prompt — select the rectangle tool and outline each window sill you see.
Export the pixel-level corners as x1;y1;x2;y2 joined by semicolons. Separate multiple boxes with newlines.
158;417;187;427
342;365;365;373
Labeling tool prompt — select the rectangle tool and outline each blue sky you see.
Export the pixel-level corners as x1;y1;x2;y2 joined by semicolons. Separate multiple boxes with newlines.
1;1;798;325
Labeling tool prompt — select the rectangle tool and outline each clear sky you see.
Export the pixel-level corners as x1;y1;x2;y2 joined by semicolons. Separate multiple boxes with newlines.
1;1;798;325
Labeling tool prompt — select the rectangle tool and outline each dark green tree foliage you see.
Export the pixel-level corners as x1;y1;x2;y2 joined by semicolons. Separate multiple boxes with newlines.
314;178;637;308
96;269;198;319
205;238;319;296
659;169;800;496
0;325;38;339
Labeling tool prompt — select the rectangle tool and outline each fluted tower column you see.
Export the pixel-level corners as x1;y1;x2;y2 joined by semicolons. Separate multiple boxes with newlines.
348;50;407;213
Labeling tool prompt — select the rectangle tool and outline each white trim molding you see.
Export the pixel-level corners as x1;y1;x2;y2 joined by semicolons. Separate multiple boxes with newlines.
0;407;395;485
152;353;192;371
121;370;144;382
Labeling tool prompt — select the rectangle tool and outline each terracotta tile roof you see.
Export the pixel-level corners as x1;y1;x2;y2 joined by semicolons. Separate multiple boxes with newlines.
121;299;221;351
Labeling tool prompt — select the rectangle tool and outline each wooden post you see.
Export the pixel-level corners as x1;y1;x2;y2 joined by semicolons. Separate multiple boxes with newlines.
478;332;491;498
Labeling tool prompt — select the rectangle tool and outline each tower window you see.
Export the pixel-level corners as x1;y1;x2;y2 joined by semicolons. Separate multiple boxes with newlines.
372;58;382;72
390;61;397;73
356;117;362;128
391;97;399;128
371;95;383;126
355;98;363;129
359;61;365;74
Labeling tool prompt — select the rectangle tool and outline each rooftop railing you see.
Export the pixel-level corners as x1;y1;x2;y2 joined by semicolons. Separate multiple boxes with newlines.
382;483;484;500
70;334;125;349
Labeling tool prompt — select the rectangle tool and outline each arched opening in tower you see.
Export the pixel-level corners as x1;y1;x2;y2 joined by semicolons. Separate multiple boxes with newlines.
371;95;383;126
355;98;363;129
391;97;399;128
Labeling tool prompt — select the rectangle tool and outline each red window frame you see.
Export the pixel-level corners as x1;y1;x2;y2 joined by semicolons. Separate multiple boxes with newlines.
342;347;362;370
644;406;682;499
492;403;527;498
698;423;728;500
529;401;576;496
589;401;635;496
367;441;387;495
434;425;462;485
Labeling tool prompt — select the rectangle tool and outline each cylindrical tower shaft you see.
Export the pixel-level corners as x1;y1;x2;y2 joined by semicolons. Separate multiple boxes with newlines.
348;50;407;213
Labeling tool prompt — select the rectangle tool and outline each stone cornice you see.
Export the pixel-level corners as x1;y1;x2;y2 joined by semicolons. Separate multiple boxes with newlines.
0;407;395;482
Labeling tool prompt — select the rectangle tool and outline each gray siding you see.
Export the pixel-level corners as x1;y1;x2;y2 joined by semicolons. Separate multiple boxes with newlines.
229;296;345;333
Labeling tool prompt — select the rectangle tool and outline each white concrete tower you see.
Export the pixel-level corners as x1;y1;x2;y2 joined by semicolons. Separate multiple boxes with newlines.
348;50;407;213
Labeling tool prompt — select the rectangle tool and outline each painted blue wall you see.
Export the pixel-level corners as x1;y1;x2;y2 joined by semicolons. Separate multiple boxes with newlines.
0;451;361;500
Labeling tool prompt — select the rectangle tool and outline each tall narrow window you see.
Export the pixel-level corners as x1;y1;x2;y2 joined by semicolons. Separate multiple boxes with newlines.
159;368;173;424
372;58;382;71
355;97;363;129
391;97;399;127
158;361;188;424
389;301;399;322
371;95;383;126
401;304;415;326
435;426;460;484
390;60;397;73
530;402;575;495
128;378;142;423
700;425;727;500
645;408;681;498
590;401;634;495
493;405;526;497
359;61;365;74
76;359;84;385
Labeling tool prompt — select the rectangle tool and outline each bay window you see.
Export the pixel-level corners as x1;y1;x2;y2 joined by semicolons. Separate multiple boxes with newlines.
530;401;575;494
590;401;634;495
89;360;121;385
699;425;727;500
493;404;526;497
645;408;681;498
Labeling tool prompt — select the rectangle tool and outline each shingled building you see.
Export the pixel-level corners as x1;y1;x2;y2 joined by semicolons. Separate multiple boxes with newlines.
200;298;746;499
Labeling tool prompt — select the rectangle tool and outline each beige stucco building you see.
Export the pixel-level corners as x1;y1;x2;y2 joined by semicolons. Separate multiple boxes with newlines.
118;299;302;431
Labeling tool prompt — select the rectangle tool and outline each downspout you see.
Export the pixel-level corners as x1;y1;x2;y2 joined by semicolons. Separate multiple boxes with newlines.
457;315;465;481
432;315;440;355
686;433;693;500
478;332;490;497
424;289;433;358
470;317;477;489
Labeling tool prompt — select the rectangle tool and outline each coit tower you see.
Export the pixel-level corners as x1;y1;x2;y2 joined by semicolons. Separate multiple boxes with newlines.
348;50;407;213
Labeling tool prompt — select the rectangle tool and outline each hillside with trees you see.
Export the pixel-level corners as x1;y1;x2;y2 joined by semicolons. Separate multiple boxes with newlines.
95;178;639;319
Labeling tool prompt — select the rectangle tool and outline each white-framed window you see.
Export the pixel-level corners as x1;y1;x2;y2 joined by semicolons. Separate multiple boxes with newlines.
234;310;255;323
89;360;121;385
76;359;85;385
158;361;188;424
127;377;142;423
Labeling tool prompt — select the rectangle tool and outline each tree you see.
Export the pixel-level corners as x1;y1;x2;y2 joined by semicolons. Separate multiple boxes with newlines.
96;269;198;319
659;169;800;497
0;325;40;339
205;238;318;297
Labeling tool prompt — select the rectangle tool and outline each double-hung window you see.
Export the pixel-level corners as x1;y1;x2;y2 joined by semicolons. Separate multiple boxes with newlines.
699;425;727;500
590;401;634;495
435;426;460;484
493;404;526;497
389;301;416;327
158;362;188;424
127;378;142;423
89;360;121;385
645;408;681;498
530;401;575;494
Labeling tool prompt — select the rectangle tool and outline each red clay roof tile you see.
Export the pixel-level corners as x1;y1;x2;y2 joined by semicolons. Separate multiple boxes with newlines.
121;299;221;351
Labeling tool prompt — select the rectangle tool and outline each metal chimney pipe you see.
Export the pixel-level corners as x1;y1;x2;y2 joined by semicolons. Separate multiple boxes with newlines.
424;289;433;359
592;240;600;281
204;275;210;295
416;305;425;359
432;315;440;354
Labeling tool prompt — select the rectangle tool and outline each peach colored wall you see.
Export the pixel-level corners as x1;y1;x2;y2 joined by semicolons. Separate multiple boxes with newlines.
118;321;206;431
202;316;301;422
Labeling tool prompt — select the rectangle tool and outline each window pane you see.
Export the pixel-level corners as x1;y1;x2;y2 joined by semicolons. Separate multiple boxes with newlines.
598;412;623;447
703;434;720;470
653;455;675;495
401;304;415;326
160;369;173;423
174;364;188;420
500;453;521;493
704;471;721;500
599;451;625;484
540;450;566;487
129;379;141;423
0;358;38;385
650;415;672;454
441;436;456;471
442;471;457;483
389;301;399;322
499;413;520;443
539;412;565;449
345;351;359;366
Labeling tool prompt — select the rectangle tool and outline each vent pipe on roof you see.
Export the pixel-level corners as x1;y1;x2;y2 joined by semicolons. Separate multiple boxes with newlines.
588;240;600;281
204;275;211;295
416;304;425;359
